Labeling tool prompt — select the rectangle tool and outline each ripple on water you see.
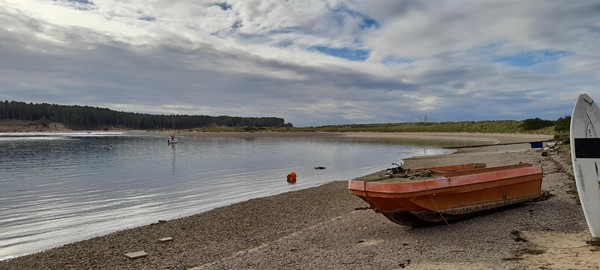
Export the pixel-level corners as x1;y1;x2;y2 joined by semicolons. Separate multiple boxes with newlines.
0;134;453;260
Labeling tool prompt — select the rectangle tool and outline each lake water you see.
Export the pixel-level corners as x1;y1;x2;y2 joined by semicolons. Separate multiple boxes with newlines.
0;132;456;260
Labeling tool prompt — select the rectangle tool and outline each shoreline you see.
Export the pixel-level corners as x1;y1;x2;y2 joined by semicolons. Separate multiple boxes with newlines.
2;132;590;270
143;130;553;142
0;122;554;145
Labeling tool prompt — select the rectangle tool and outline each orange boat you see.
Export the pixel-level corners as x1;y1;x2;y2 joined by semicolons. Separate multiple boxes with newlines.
348;163;543;226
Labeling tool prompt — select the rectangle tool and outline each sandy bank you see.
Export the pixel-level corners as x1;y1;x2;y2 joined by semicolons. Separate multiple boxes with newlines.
0;120;69;132
1;132;591;270
338;131;553;144
140;130;553;144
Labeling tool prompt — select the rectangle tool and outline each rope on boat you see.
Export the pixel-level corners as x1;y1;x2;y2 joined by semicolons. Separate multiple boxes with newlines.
362;180;376;210
424;181;450;226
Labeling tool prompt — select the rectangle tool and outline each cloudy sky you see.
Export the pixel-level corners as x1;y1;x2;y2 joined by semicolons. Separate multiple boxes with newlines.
1;0;599;126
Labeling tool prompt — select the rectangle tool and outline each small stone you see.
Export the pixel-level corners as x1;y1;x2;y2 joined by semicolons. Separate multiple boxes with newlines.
124;251;147;259
159;237;173;242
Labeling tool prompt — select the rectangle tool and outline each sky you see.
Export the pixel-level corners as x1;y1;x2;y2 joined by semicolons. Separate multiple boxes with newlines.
1;0;599;127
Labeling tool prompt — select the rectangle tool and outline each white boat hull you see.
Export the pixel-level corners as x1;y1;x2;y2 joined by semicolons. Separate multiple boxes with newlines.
570;93;600;237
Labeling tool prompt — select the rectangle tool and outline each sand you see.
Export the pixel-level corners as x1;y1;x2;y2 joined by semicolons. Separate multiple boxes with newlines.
0;119;69;132
2;132;597;270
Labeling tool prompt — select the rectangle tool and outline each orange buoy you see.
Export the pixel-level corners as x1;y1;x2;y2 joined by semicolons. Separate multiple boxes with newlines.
287;172;297;184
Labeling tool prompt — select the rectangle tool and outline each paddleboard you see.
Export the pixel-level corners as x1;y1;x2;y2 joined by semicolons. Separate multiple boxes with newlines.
571;93;600;237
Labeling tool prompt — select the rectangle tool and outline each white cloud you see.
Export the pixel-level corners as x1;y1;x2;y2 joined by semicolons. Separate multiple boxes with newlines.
0;0;599;126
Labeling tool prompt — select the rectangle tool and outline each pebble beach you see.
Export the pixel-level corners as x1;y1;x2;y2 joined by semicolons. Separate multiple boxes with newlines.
2;132;598;270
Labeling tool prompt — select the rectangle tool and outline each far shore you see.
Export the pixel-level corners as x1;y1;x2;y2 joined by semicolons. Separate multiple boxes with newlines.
139;129;554;144
0;119;554;145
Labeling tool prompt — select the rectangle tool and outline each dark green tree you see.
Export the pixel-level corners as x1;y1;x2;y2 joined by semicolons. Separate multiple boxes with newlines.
0;100;289;130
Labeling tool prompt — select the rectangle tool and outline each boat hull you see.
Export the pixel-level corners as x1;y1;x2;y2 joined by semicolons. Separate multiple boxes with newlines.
348;163;543;226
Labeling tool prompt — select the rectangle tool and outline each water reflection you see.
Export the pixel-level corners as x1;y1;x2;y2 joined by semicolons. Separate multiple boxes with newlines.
0;134;456;260
171;143;177;176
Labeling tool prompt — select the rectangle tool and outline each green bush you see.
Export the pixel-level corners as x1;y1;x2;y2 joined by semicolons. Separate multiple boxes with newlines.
521;118;554;131
554;115;570;133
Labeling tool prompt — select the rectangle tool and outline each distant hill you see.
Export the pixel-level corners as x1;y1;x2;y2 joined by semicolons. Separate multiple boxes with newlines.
0;100;292;130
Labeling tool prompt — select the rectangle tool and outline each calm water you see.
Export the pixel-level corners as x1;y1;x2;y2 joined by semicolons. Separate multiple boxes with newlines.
0;132;455;260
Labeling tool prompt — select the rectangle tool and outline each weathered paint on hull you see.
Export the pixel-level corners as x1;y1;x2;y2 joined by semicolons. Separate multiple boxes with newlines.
348;163;543;226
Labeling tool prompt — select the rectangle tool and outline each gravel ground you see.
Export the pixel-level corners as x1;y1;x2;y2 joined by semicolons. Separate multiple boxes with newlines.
1;137;591;270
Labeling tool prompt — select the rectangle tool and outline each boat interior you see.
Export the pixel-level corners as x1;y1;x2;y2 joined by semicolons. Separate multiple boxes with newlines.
354;162;537;183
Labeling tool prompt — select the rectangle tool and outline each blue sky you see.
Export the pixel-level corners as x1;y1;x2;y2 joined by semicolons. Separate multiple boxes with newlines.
1;0;599;126
495;50;569;67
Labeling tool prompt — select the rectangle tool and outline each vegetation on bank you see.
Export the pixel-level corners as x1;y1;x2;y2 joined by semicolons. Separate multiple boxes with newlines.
189;116;570;139
0;100;290;130
301;117;569;137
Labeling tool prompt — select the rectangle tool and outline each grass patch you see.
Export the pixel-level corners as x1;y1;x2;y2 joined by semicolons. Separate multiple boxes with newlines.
185;119;568;137
272;120;562;135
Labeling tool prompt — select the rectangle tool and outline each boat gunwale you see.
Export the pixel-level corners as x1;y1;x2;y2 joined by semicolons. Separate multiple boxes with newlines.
353;163;536;183
348;164;543;195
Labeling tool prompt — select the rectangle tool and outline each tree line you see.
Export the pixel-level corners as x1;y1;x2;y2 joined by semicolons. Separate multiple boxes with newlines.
0;100;291;130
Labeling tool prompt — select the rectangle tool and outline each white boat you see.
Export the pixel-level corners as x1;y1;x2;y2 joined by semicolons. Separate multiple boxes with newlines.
168;136;181;145
570;93;600;237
